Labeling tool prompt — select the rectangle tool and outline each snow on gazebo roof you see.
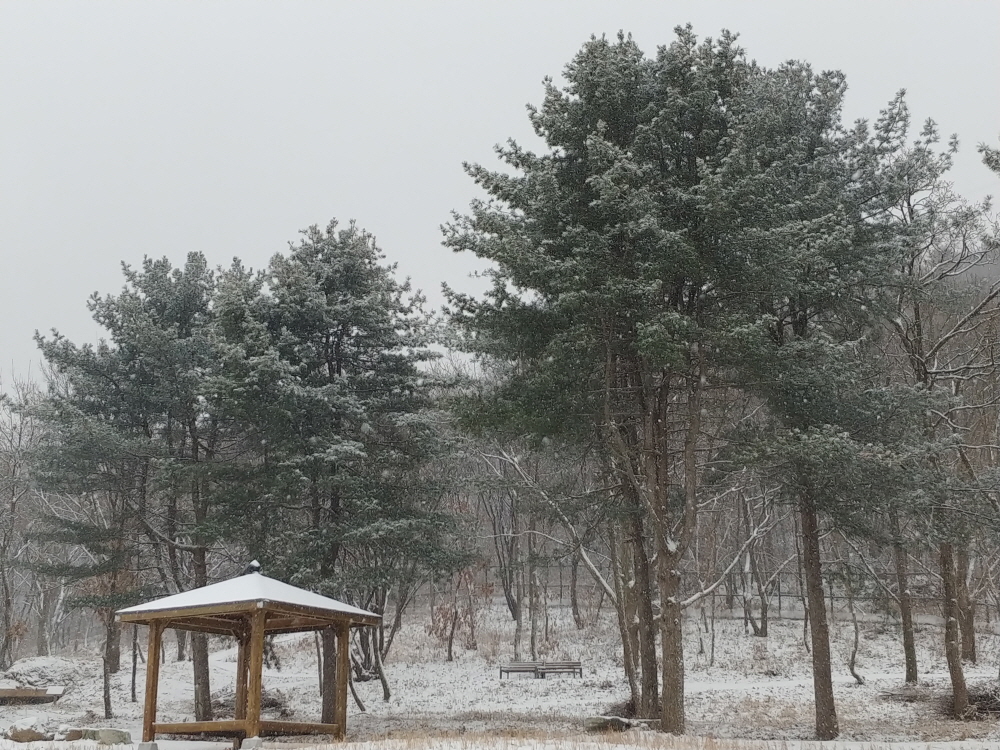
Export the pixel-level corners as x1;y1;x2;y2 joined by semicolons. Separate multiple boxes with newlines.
116;568;380;625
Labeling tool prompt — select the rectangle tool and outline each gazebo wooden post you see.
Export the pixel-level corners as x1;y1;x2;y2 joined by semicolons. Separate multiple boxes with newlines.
245;608;267;742
231;626;250;750
335;624;349;740
141;621;163;745
234;630;249;721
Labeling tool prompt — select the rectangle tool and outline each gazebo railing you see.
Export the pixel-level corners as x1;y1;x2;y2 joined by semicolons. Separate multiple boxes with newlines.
151;720;341;738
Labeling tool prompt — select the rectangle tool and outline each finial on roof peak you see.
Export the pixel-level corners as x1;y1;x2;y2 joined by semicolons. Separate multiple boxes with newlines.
243;560;262;575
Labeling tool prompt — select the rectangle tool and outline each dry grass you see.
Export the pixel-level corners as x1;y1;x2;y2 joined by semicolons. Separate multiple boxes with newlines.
289;733;1000;750
5;729;1000;750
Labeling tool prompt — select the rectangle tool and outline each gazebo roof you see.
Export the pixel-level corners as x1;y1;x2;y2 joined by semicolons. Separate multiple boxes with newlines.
117;571;380;627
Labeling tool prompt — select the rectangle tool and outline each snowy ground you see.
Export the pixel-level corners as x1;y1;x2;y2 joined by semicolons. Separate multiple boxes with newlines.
2;602;1000;749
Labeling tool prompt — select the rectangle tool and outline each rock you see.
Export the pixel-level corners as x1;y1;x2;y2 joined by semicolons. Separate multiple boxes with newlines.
585;715;632;732
7;719;51;743
58;728;84;741
98;728;132;745
585;715;659;733
80;728;132;745
9;727;50;742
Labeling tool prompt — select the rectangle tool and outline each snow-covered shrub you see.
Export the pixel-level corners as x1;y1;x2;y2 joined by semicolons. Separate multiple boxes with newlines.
2;656;84;687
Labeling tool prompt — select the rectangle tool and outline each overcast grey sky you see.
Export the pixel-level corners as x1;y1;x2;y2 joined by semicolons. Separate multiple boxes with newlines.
2;1;998;381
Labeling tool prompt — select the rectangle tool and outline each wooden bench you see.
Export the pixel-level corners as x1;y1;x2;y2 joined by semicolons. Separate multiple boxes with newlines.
499;662;540;678
0;686;66;705
499;661;582;679
538;661;583;678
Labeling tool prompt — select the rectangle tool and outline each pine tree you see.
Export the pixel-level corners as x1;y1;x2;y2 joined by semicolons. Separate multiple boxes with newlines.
212;220;461;716
701;78;957;738
446;29;758;726
34;252;222;721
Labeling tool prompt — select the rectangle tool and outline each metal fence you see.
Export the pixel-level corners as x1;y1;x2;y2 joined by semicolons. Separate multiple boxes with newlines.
402;564;1000;623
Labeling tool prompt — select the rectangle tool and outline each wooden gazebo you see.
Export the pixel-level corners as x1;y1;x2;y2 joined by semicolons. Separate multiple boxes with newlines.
116;566;380;749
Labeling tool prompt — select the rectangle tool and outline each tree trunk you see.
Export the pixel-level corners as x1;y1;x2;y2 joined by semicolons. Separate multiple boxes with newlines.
446;607;458;662
749;545;769;638
845;577;865;685
741;496;767;636
610;526;640;711
757;583;769;638
105;618;122;674
354;618;373;676
372;631;391;702
740;561;761;636
176;629;188;662
528;546;539;661
0;553;13;669
36;584;54;657
659;547;685;734
709;589;717;667
190;541;212;721
940;542;969;717
512;571;525;661
725;569;736;610
315;632;323;696
794;513;810;652
628;506;658;718
800;499;838;740
131;624;138;703
102;610;116;718
102;652;113;719
191;634;212;720
491;491;521;623
956;546;976;663
570;553;584;630
892;527;918;684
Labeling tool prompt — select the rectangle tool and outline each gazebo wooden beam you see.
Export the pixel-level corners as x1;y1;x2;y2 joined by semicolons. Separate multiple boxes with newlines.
165;616;243;636
119;601;259;623
153;721;247;737
261;615;331;633
265;601;381;628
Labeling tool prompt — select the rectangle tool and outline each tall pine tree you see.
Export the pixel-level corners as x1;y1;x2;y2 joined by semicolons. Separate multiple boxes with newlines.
213;220;460;715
